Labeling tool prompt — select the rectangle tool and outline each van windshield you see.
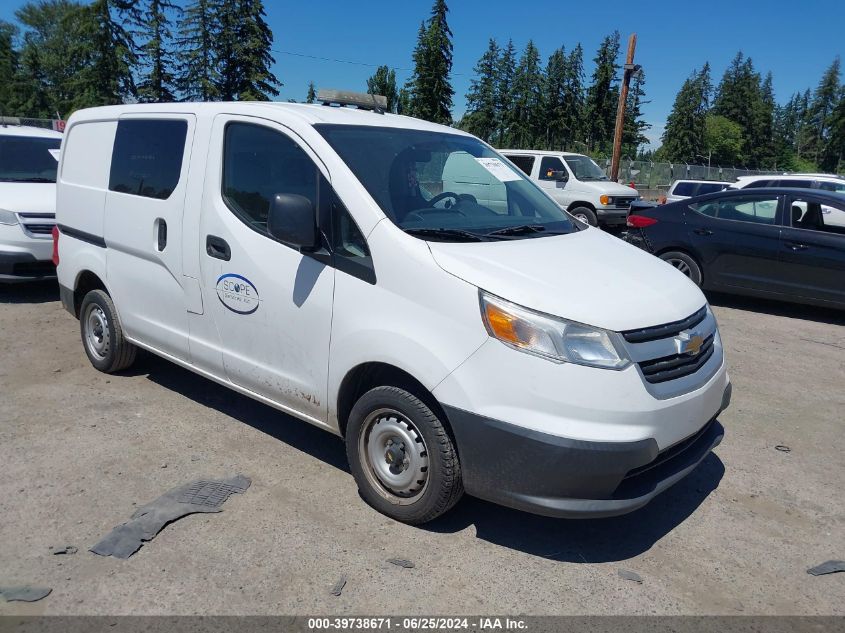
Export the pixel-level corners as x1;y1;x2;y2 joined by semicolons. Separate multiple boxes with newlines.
563;155;608;181
0;135;61;183
316;125;580;242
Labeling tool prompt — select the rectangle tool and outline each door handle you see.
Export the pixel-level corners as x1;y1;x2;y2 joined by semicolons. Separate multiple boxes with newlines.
784;241;808;251
156;219;167;251
206;235;231;261
693;228;713;236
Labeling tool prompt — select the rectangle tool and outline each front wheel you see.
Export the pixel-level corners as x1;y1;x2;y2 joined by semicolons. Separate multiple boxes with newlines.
79;289;137;373
659;251;703;286
569;206;598;226
346;386;463;524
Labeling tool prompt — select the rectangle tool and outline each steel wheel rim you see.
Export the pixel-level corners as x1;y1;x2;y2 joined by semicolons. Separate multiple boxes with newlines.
574;212;589;223
358;408;429;505
84;304;110;361
667;258;692;277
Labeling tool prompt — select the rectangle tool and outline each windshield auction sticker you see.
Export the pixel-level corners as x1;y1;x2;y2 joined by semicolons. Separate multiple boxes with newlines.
474;157;522;182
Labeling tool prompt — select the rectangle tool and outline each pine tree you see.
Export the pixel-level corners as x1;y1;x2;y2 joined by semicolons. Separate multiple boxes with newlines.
0;21;22;116
821;90;845;172
494;38;516;145
461;38;499;141
660;64;711;163
622;70;650;158
805;57;841;165
175;0;219;101
366;65;398;112
561;44;585;150
543;47;567;150
136;0;179;102
584;31;620;154
216;0;280;101
68;0;138;108
713;52;773;167
508;40;544;149
306;81;316;104
407;0;453;124
397;87;411;116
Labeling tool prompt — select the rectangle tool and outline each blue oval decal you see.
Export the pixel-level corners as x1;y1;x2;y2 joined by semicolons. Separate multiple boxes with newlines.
216;274;259;315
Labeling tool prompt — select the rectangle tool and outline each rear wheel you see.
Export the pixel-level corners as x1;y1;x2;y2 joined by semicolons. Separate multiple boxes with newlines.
79;289;137;373
346;386;463;524
659;251;703;286
569;206;598;227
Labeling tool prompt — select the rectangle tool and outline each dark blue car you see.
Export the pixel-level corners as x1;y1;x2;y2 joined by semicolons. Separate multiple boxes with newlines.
624;187;845;310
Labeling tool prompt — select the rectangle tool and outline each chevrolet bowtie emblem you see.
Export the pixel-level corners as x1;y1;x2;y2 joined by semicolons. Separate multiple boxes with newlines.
675;333;704;356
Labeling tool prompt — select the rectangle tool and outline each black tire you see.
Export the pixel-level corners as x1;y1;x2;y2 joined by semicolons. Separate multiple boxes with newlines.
659;251;703;286
346;386;463;524
79;289;137;373
569;206;598;226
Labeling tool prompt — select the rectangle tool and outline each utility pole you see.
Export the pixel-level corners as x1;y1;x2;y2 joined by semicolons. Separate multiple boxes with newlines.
610;34;640;182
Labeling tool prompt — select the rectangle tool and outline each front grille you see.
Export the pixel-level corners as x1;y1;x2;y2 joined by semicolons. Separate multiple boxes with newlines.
638;334;715;384
23;223;55;235
18;213;55;237
622;306;707;344
614;197;636;208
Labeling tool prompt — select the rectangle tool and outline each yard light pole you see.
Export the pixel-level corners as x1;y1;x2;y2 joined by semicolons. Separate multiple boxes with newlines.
610;34;640;183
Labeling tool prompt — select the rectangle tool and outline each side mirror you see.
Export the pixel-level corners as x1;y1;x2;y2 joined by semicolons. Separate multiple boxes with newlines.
267;193;318;250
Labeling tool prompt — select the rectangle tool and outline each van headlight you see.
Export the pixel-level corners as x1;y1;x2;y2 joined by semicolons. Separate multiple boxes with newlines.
480;291;630;369
0;209;18;225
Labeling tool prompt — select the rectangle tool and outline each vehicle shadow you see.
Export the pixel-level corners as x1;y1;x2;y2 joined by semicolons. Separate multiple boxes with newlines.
0;279;59;304
132;353;350;474
423;453;725;563
707;291;845;326
131;353;724;563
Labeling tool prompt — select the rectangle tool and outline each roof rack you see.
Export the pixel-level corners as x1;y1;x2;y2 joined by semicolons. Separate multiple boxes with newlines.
317;89;387;114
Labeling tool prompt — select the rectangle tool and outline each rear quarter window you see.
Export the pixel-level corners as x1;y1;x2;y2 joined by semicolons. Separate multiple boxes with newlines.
108;119;188;200
505;155;535;176
671;182;696;196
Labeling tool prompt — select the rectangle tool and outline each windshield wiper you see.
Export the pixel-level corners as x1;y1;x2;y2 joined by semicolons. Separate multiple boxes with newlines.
403;227;487;242
485;224;546;237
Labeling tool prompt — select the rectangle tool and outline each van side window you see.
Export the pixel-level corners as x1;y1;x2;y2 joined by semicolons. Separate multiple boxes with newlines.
222;123;318;235
506;155;535;176
330;190;375;283
109;119;187;199
539;156;566;181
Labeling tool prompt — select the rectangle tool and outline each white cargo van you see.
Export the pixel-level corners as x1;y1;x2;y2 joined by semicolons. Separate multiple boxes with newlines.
499;149;640;227
0;123;63;282
55;99;730;524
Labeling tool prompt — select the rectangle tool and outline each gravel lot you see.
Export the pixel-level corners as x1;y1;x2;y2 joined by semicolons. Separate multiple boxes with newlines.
0;282;843;615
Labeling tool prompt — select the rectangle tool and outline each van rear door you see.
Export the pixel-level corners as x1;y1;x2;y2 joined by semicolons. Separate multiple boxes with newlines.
103;114;196;360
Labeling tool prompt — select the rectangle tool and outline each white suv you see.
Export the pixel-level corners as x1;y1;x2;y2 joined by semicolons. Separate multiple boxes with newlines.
500;150;640;227
0;124;63;282
55;100;729;524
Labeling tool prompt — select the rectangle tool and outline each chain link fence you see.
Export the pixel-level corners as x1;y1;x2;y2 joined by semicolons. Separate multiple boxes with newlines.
595;158;780;199
0;116;65;131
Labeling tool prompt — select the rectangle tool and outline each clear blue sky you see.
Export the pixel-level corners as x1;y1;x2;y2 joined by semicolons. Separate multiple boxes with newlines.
3;0;844;147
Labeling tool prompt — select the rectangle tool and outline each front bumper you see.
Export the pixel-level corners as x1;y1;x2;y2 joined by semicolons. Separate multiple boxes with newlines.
0;223;55;282
443;382;729;518
0;250;55;282
596;207;630;226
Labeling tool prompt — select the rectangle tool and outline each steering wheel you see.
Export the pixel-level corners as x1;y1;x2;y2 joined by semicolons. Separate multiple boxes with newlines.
428;191;462;207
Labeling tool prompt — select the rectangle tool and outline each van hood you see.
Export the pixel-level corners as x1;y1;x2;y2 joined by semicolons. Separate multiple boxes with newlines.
577;180;639;196
0;182;57;214
427;228;705;332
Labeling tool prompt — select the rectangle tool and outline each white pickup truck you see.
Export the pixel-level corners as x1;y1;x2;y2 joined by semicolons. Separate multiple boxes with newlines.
500;149;640;227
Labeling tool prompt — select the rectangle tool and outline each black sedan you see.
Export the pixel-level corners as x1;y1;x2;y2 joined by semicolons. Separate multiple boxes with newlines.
624;187;845;309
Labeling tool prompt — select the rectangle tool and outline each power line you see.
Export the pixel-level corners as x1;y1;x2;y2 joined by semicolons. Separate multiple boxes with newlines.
270;48;467;77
